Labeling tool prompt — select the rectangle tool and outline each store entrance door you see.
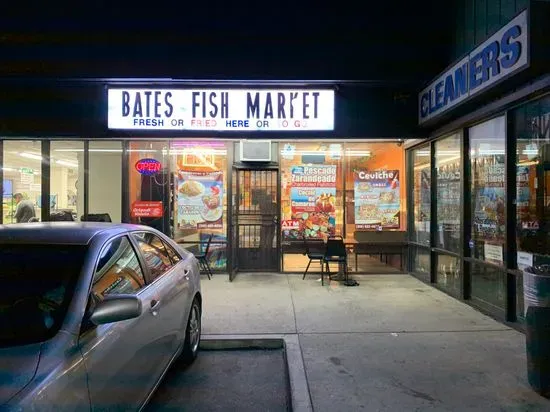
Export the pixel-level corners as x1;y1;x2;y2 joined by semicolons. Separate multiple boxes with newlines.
231;168;279;276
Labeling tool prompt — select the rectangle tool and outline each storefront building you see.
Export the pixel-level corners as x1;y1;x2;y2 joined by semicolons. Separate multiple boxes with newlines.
407;3;550;324
0;81;415;278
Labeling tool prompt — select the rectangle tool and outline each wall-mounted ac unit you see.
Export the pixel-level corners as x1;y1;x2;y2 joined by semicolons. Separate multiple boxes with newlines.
240;140;272;162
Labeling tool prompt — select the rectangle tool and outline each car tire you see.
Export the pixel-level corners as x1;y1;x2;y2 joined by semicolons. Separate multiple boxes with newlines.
181;297;201;364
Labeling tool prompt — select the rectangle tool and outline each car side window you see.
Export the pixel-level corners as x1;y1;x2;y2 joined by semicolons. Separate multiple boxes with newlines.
132;232;174;281
163;241;182;264
93;236;146;297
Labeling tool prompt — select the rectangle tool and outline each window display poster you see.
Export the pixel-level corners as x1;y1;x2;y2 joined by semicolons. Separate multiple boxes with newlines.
177;170;223;229
354;169;400;230
287;165;336;239
473;159;506;242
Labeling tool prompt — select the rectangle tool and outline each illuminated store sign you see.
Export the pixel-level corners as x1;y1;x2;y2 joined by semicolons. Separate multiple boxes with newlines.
108;89;335;131
418;10;529;124
135;158;162;175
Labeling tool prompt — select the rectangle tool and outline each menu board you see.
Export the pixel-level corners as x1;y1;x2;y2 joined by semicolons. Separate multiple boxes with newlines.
354;170;400;230
286;165;336;239
177;170;223;229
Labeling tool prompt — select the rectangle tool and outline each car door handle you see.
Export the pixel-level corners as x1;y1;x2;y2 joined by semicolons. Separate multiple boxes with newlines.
150;300;161;316
184;269;190;280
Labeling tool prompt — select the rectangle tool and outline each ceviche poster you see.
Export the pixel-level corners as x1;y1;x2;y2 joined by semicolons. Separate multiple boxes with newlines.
288;165;337;239
354;169;400;230
177;171;223;229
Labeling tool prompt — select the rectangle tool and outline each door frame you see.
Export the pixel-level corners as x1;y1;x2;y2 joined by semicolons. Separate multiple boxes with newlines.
228;165;281;280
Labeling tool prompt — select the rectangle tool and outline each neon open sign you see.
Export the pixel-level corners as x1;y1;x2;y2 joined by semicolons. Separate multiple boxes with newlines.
135;158;162;175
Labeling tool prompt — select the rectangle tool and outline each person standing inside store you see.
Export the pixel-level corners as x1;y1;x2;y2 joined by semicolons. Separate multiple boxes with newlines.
13;193;36;223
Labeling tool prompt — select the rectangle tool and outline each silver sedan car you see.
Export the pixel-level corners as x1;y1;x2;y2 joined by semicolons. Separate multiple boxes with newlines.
0;223;202;411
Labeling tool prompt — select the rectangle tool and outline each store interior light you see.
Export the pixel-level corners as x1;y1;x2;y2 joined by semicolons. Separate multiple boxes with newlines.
19;152;43;160
56;160;79;168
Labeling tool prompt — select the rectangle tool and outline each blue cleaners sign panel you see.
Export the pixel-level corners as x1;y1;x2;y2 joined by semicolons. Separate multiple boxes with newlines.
419;10;529;125
108;88;335;131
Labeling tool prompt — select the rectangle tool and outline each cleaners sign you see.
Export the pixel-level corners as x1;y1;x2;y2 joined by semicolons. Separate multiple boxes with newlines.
419;10;529;124
108;88;335;131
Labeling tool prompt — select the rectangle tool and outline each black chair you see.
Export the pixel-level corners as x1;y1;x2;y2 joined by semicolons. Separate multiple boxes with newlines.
81;213;112;222
194;234;213;280
302;237;325;280
322;236;349;286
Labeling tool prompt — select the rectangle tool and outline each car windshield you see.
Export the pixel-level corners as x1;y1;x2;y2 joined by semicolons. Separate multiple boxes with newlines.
0;244;87;348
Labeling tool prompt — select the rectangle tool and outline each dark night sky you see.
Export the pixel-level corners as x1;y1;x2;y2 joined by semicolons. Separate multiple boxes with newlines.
0;1;453;84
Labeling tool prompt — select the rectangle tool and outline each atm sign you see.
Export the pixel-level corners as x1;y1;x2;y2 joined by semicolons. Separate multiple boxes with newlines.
136;158;162;175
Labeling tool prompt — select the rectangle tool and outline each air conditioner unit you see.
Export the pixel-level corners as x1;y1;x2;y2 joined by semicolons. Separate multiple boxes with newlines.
240;140;272;162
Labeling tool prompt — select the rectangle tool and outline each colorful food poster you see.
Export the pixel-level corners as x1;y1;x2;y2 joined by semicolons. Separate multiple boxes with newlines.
287;165;336;239
473;160;506;242
177;170;223;229
354;170;400;230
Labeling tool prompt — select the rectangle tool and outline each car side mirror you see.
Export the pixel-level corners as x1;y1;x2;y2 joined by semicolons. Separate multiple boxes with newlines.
90;294;142;326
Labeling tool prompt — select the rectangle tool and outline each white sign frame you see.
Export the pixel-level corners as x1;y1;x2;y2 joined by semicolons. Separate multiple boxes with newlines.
108;88;335;131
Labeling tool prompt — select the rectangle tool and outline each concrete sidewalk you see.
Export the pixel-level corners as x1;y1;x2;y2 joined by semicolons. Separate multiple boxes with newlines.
201;274;550;411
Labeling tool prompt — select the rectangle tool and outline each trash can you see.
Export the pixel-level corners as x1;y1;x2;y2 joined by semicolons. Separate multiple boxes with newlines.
524;265;550;397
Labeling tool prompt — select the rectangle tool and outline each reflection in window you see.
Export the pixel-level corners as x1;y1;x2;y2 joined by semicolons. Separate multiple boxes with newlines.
133;232;173;280
93;236;145;297
50;141;82;222
470;117;506;266
412;145;430;245
411;246;430;281
515;95;550;272
435;134;461;252
471;261;506;312
2;141;41;224
436;254;460;296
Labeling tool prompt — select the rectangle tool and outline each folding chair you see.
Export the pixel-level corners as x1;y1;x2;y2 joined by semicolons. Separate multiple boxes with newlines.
194;234;213;279
322;236;349;286
302;237;325;280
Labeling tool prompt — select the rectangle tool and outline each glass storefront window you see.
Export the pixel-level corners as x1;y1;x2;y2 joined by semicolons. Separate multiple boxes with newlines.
171;140;228;271
515;95;550;272
411;246;430;281
128;141;170;234
88;141;122;223
470;116;506;265
50;141;82;221
435;134;461;253
412;145;430;245
280;142;343;241
2;141;42;223
436;254;461;296
345;142;406;236
471;261;506;312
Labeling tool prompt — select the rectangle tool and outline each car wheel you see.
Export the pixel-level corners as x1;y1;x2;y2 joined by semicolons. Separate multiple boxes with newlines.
181;297;201;364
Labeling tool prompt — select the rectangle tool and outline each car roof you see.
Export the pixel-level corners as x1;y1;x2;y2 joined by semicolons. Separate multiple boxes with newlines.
0;222;148;245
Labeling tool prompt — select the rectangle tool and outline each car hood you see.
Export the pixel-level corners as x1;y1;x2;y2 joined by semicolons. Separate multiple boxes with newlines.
0;343;41;405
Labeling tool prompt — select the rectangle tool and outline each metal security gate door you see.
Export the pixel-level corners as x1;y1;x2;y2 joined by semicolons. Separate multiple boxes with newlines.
233;168;279;272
